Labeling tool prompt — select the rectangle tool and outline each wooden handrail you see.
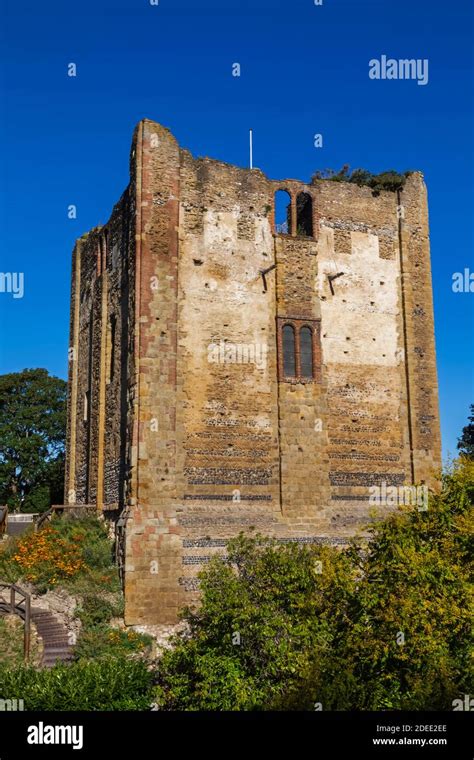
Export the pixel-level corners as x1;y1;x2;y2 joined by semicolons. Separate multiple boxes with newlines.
0;581;31;661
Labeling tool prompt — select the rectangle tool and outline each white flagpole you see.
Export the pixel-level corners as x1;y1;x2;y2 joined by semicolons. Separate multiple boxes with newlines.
249;129;253;169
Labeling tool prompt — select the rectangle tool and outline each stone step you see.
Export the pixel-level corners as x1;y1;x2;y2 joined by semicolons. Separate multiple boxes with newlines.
28;608;74;668
42;654;72;663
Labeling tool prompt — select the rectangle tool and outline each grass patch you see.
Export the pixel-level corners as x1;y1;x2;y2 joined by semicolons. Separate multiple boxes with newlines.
0;615;42;668
73;624;153;661
73;591;152;661
0;616;26;667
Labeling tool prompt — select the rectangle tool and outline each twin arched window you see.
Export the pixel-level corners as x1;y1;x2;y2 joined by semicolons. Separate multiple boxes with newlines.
274;190;313;237
280;319;320;382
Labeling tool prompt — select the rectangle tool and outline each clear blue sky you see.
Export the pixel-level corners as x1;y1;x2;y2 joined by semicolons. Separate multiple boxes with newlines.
0;0;473;460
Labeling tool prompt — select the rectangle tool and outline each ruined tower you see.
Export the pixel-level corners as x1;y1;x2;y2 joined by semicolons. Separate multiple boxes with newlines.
65;119;441;624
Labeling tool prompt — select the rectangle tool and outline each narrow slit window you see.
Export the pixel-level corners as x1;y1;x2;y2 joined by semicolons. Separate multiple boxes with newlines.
83;390;90;423
110;315;116;381
300;326;313;378
100;232;108;273
108;315;116;383
97;242;102;277
282;324;296;377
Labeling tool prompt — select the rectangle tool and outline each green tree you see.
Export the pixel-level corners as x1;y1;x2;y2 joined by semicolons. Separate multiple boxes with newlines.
282;459;473;711
458;404;474;459
155;460;473;711
0;369;67;512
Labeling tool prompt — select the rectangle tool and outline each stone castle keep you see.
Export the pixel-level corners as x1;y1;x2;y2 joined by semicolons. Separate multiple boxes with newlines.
65;118;441;624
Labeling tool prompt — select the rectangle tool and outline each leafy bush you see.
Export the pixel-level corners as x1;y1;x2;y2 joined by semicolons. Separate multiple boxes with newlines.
281;460;474;711
311;165;412;194
156;460;473;711
7;525;85;590
155;538;353;710
75;593;123;628
0;514;119;594
73;590;151;662
0;656;154;710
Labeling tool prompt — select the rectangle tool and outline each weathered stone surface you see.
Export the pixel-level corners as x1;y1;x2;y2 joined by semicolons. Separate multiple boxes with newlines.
65;119;441;624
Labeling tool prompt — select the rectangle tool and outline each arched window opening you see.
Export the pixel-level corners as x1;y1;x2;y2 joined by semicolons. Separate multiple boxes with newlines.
274;189;292;235
282;324;296;377
296;192;313;237
277;317;321;383
300;326;313;378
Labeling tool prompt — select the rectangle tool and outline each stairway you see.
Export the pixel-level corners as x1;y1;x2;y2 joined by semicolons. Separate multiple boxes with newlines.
31;608;74;668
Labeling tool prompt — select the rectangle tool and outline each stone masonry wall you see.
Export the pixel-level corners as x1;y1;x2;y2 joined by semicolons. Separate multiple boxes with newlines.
66;119;441;624
65;191;135;511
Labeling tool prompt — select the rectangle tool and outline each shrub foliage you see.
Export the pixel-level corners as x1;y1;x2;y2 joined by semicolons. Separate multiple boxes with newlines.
155;460;473;710
0;657;153;711
311;165;412;195
0;515;119;594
